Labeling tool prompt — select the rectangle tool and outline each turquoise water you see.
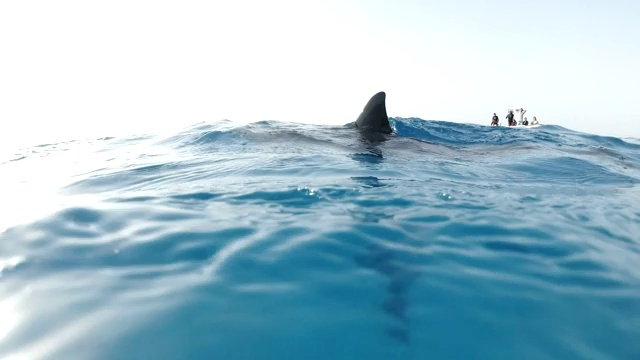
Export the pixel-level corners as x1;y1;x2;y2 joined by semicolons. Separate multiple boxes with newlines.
1;118;640;359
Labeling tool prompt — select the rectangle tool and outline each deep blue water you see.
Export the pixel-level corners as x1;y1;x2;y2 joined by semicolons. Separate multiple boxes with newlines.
1;118;640;359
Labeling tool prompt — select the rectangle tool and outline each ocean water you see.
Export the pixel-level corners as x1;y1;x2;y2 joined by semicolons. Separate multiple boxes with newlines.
1;118;640;360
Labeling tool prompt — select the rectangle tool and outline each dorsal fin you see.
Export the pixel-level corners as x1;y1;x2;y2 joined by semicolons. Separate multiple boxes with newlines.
355;91;392;134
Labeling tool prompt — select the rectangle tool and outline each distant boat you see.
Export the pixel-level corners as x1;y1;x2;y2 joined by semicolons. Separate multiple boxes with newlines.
486;123;542;128
510;124;541;128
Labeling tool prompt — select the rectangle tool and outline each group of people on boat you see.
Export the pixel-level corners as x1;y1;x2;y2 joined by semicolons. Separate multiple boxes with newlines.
490;108;539;126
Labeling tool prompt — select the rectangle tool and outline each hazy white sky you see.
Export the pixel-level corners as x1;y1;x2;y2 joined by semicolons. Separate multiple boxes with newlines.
1;0;639;149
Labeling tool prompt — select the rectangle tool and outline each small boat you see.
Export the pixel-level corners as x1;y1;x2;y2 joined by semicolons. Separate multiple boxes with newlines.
510;124;541;128
487;123;541;128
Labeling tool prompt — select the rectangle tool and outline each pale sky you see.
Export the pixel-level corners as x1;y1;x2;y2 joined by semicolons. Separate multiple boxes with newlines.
1;0;639;150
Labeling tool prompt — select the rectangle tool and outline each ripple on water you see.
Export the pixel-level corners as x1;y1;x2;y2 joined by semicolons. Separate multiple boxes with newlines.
2;119;640;360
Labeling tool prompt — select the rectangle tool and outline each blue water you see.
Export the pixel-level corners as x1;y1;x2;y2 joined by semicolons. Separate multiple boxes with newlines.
1;118;640;359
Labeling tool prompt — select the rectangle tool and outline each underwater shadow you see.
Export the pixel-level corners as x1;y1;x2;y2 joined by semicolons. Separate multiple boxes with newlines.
349;130;391;168
354;244;420;344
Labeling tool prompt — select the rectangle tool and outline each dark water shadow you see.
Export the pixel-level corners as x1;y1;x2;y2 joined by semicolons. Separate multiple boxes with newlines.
349;130;391;167
354;244;420;344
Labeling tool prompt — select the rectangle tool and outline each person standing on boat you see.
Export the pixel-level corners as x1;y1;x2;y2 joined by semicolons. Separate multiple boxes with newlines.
506;110;515;126
491;113;499;126
517;108;527;125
